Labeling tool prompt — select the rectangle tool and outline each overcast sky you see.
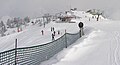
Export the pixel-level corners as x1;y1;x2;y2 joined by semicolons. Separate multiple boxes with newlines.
0;0;120;19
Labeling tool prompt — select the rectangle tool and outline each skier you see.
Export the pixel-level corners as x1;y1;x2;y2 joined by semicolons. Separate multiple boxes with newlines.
51;27;53;31
92;16;94;19
53;27;55;31
58;30;60;35
17;27;20;32
41;30;44;35
53;31;56;36
52;33;55;41
31;21;34;25
43;23;45;28
89;18;90;21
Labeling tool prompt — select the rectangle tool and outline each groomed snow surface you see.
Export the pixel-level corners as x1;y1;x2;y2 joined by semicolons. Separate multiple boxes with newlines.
41;19;120;65
0;22;80;52
0;11;120;65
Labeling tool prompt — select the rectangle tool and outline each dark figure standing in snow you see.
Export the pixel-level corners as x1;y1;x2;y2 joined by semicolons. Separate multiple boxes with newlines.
89;18;90;21
58;30;60;35
31;21;34;25
53;31;56;36
41;30;44;35
52;33;55;41
51;27;53;31
43;23;45;28
53;27;55;31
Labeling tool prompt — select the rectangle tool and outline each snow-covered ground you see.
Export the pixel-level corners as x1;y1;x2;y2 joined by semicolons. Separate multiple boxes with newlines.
0;21;80;52
40;12;120;65
1;10;120;65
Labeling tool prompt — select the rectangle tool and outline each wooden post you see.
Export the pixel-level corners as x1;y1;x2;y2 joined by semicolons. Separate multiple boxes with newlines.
80;28;83;37
65;29;67;48
79;30;81;37
15;39;17;65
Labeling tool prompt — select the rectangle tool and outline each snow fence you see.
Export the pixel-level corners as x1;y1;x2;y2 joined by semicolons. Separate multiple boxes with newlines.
0;31;81;65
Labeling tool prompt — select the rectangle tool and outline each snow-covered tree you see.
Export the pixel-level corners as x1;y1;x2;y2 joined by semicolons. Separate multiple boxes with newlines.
43;14;51;23
86;9;103;21
24;16;30;23
7;19;14;28
0;21;7;36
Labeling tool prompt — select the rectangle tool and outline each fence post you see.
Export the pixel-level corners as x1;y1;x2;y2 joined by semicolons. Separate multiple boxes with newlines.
15;39;17;65
78;22;84;37
80;28;83;37
65;30;67;48
79;30;81;37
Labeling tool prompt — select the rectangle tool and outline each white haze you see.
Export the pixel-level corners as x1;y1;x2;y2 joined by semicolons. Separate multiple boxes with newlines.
0;0;120;19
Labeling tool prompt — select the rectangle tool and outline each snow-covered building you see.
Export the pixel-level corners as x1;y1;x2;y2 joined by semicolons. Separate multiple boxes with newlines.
55;11;76;23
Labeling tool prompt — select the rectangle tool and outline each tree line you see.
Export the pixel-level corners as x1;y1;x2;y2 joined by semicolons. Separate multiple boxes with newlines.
0;17;30;37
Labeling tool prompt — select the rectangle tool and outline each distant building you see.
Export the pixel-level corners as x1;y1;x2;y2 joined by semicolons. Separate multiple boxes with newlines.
56;11;76;23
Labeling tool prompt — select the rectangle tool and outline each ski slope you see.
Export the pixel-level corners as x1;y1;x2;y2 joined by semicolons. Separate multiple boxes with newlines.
1;10;120;65
0;11;91;53
40;12;120;65
0;20;80;52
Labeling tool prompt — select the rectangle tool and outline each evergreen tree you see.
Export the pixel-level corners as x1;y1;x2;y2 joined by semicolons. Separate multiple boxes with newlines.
0;21;7;36
24;16;30;23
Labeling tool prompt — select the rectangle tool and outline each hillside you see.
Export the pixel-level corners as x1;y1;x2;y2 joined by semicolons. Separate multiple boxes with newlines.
40;11;120;65
1;10;114;65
